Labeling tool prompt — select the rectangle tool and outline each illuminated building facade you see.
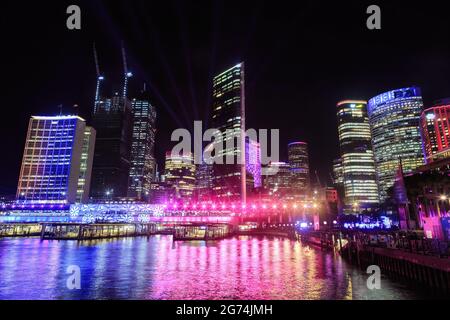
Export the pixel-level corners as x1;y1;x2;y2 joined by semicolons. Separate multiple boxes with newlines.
245;137;262;189
368;87;425;201
420;99;450;163
127;88;157;201
90;93;133;199
164;152;196;199
264;162;292;197
288;142;310;197
337;100;379;209
76;127;96;203
211;63;247;201
17;115;94;204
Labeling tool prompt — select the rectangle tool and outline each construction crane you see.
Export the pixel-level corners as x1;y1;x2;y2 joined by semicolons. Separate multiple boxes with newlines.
93;43;104;112
121;41;133;98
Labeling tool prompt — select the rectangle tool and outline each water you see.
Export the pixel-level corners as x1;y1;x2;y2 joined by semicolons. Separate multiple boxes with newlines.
0;235;429;300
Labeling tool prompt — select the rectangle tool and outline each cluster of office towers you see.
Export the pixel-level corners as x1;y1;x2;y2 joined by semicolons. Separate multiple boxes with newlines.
15;61;311;205
333;87;450;213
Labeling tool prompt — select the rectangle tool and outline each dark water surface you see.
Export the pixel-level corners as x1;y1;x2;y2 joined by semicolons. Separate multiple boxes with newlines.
0;235;431;300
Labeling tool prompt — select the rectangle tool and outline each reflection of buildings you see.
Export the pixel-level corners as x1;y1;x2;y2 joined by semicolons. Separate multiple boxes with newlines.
368;87;425;201
211;63;247;201
420;98;450;164
288;142;310;197
336;100;379;211
264;162;292;197
128;87;157;201
164;152;196;199
17;115;95;204
90;93;133;200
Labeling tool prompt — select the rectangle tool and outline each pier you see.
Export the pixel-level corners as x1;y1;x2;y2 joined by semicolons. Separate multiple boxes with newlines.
298;230;450;293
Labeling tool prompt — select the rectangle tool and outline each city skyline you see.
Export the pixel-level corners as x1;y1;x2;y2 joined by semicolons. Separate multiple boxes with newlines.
2;1;450;196
2;0;450;303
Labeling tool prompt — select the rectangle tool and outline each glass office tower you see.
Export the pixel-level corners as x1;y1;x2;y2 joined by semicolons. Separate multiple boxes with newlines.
368;87;425;201
128;88;157;201
211;63;246;201
17;115;94;204
336;100;379;210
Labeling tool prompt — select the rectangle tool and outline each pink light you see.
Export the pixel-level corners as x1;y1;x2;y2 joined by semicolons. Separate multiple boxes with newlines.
272;204;277;209
221;204;226;209
283;204;287;209
262;204;267;209
202;204;206;209
231;204;236;209
212;204;217;209
242;205;247;209
252;204;257;209
293;204;298;209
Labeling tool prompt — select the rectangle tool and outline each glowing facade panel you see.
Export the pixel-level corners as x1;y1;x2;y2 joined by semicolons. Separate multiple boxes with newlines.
337;100;379;208
17;115;89;204
420;99;450;163
368;87;425;201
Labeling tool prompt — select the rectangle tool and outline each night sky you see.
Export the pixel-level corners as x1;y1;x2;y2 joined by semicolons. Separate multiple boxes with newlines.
1;0;450;195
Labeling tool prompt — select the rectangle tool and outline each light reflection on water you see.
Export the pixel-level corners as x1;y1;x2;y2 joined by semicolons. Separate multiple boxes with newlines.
0;235;428;300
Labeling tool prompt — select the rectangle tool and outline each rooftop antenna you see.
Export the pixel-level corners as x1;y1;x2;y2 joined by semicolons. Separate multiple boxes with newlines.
57;104;63;116
93;43;104;113
121;41;132;98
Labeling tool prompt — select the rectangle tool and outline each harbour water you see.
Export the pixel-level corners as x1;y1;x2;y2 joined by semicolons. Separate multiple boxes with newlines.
0;235;431;300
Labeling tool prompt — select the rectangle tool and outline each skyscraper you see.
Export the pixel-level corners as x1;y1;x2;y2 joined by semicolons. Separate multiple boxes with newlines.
420;98;450;163
336;100;379;210
368;87;425;201
288;142;310;197
90;93;133;199
211;63;246;201
127;87;157;201
76;126;96;203
17;115;94;204
264;162;292;197
164;152;196;199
